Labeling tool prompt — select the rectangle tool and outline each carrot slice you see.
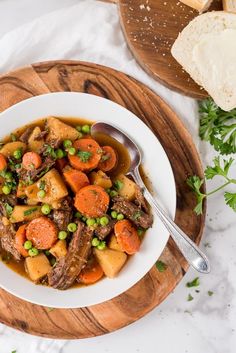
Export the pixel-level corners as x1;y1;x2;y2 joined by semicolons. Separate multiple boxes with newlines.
15;224;28;257
64;168;89;193
114;219;141;255
78;258;104;284
68;139;102;172
22;152;42;170
74;185;109;218
55;157;67;172
98;146;117;172
26;217;58;250
0;153;7;172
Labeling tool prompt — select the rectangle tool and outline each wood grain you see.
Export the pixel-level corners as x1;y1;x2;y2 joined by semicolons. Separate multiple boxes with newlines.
0;60;205;338
117;0;222;98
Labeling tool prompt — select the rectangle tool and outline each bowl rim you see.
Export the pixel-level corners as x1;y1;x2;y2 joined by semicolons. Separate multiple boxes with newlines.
0;92;176;308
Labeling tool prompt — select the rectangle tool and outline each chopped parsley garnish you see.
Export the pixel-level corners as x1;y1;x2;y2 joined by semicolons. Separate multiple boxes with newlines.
186;277;200;288
37;166;50;179
114;180;123;191
132;211;142;220
187;294;194;302
101;154;110;162
39;180;46;190
77;150;92;163
155;260;167;272
44;145;57;159
10;133;17;142
24;207;38;216
208;291;214;296
4;203;13;216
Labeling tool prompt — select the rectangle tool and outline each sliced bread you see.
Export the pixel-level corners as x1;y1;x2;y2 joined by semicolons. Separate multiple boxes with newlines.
171;11;236;111
180;0;213;13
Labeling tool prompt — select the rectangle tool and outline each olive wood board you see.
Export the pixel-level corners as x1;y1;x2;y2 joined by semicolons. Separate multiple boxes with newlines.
0;60;205;339
102;0;222;98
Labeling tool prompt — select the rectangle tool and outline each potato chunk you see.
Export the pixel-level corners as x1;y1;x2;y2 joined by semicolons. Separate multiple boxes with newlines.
10;205;42;223
0;141;26;157
94;248;127;278
108;234;123;252
49;240;67;259
114;174;137;201
25;253;51;282
90;170;112;189
28;127;44;152
46;117;79;143
25;168;68;204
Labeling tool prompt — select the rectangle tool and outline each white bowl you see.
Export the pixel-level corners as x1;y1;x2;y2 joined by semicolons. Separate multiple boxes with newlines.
0;92;176;308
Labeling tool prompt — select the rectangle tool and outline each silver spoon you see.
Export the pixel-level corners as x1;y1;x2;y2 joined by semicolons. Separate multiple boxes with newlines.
91;122;210;274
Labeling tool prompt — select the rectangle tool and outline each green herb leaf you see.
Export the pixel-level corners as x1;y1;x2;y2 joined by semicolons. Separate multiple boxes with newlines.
132;210;142;220
186;277;200;288
114;180;123;191
44;145;57;159
155;260;167;272
205;156;234;180
187;294;194;302
101;154;110;162
24;207;38;216
199;98;236;155
39;180;46;190
224;192;236;212
208;291;214;296
186;176;206;215
37;166;50;179
4;203;13;216
11;350;17;353
77;150;92;163
10;133;17;142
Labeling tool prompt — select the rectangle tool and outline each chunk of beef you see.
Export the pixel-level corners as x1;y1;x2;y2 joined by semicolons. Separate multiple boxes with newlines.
48;222;93;289
17;155;55;183
95;216;116;240
0;196;21;261
52;197;73;231
134;185;149;213
112;196;153;229
19;126;34;143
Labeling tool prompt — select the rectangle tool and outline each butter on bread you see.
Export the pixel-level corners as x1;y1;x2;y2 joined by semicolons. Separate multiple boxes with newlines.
223;0;236;13
179;0;213;12
171;11;236;111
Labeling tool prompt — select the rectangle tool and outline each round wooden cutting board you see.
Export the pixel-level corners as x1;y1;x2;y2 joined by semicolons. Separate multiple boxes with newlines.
104;0;222;98
0;61;205;339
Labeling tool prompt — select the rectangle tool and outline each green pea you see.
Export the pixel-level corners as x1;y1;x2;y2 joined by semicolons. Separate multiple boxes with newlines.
97;241;106;250
56;149;65;159
24;240;32;250
28;247;39;257
81;125;90;134
76;125;82;132
4;171;13;181
37;190;46;199
75;211;82;218
92;237;100;247
117;213;124;220
111;211;117;219
2;185;11;195
41;204;51;215
63;139;72;148
13;149;22;160
86;218;96;227
100;216;109;226
50;257;56;266
110;190;118;197
58;231;67;240
67;223;77;232
68;147;76;155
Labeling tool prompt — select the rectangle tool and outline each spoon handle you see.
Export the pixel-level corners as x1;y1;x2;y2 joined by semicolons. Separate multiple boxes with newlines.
132;168;210;274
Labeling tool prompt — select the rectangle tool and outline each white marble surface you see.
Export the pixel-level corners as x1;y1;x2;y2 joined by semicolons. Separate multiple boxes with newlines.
0;1;235;352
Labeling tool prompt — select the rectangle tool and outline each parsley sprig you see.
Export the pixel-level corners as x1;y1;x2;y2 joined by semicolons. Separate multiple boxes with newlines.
187;157;236;215
199;98;236;155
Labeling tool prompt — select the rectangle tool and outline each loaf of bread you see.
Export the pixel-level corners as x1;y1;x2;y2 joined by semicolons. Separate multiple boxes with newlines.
171;12;236;111
179;0;213;12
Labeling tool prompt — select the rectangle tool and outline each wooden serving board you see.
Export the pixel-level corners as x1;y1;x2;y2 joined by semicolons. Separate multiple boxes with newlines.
0;61;205;339
103;0;222;98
